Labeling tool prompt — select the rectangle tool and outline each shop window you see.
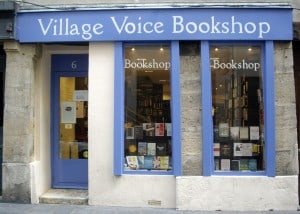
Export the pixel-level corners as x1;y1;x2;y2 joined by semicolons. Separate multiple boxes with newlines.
114;42;181;175
202;41;275;176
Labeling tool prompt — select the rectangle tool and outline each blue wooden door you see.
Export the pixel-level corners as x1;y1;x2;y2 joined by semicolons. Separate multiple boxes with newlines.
51;54;88;189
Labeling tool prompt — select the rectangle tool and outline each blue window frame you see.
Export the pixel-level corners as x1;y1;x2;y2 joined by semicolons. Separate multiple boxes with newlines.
202;41;275;176
114;41;181;175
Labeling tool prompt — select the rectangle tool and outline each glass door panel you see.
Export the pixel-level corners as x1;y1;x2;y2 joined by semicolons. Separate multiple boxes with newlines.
59;77;88;160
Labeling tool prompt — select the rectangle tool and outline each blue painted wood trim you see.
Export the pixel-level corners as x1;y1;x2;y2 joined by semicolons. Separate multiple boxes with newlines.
171;41;181;176
50;57;57;184
201;41;214;176
51;54;88;188
264;41;276;177
114;42;124;176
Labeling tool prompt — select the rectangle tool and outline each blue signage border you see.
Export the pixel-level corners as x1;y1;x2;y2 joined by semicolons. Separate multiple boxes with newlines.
16;8;292;43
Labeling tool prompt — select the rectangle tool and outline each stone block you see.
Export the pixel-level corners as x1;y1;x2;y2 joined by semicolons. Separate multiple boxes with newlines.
182;138;201;154
176;176;298;211
182;154;202;176
180;56;200;77
39;189;88;205
275;103;297;129
274;42;294;74
5;86;33;107
276;148;298;175
181;109;201;130
2;163;31;203
181;78;201;94
181;93;201;110
275;73;296;103
4;106;34;136
276;128;298;150
3;134;34;163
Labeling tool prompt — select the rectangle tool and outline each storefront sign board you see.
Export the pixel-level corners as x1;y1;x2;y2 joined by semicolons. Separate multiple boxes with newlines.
16;8;292;42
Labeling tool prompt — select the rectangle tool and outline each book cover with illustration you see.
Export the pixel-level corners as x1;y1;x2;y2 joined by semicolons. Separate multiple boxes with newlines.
144;156;153;169
165;123;172;136
219;123;229;137
155;123;165;136
134;126;143;139
137;156;144;169
230;127;240;140
214;143;220;156
138;142;147;156
159;156;169;170
248;159;257;171
220;159;230;171
153;156;161;169
143;123;155;136
231;160;240;171
126;156;138;169
147;142;156;156
156;143;167;156
128;141;137;155
220;142;232;158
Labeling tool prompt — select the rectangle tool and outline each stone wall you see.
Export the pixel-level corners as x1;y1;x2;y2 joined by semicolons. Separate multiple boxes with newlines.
275;42;299;175
180;41;299;176
2;42;39;202
180;42;202;175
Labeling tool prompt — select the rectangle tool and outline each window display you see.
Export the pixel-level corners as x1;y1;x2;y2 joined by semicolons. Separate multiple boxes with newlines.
124;44;172;171
210;44;264;172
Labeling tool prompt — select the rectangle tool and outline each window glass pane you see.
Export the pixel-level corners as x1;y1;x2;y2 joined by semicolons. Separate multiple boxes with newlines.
60;77;88;159
124;44;172;172
210;45;264;172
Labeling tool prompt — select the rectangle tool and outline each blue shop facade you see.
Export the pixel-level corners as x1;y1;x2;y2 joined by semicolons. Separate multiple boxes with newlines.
1;4;298;211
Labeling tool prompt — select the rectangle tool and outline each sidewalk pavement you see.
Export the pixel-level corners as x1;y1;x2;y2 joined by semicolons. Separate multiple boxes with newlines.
0;203;299;214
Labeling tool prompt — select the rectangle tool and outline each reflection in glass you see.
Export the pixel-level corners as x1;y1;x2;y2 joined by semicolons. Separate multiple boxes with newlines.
59;77;88;159
124;44;172;171
210;45;265;172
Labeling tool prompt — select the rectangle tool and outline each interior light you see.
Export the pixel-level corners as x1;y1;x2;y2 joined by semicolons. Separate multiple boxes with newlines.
248;48;252;52
215;48;219;51
160;47;164;51
131;47;135;51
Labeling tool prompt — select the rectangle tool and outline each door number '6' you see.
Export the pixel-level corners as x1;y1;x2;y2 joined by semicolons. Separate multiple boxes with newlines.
71;61;78;69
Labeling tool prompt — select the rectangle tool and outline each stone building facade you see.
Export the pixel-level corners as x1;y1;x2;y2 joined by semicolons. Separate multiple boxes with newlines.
0;0;299;211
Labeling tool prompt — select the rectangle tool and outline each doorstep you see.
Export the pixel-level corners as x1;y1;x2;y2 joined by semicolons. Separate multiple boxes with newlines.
39;189;88;205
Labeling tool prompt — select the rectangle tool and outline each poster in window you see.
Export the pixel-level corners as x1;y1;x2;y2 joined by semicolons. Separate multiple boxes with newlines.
233;142;243;156
61;102;76;124
73;90;88;101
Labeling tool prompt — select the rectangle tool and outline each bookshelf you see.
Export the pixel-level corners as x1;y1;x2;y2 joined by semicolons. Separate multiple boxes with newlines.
214;70;264;172
125;77;172;171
